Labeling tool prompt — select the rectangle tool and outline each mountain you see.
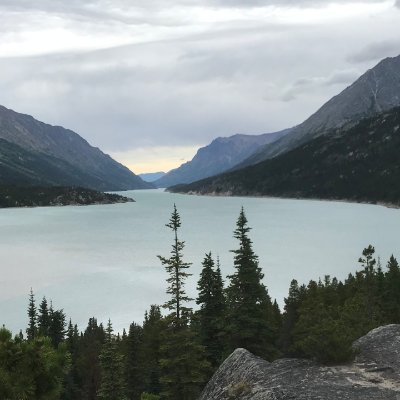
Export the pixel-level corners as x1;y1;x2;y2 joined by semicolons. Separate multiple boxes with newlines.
170;106;400;206
199;325;400;399
154;130;290;188
139;171;166;182
0;105;153;190
242;54;400;166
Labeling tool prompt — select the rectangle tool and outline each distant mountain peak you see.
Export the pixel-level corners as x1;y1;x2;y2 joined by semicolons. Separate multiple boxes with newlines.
154;129;291;188
243;53;400;166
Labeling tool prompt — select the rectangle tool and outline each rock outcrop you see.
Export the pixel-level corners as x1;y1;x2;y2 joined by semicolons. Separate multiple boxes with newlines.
199;324;400;399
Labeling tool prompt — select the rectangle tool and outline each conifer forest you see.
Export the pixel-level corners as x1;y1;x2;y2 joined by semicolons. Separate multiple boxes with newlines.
1;206;399;400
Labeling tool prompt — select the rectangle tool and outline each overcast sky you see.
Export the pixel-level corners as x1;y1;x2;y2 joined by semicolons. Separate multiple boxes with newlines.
1;0;400;173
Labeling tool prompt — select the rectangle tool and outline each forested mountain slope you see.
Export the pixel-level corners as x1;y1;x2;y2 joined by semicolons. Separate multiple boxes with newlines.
170;107;400;206
0;105;152;190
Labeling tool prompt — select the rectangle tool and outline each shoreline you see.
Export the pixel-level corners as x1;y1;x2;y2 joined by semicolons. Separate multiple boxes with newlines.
168;189;400;210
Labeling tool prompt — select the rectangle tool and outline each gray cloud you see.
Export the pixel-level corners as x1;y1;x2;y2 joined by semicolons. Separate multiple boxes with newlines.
0;0;399;171
347;41;400;63
281;69;361;102
209;0;386;6
397;0;400;8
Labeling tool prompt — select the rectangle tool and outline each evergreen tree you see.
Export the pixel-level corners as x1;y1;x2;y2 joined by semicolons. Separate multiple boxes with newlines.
49;306;66;348
226;207;277;359
158;205;209;400
0;327;70;400
292;279;354;363
38;297;50;337
141;306;164;396
356;245;381;326
27;288;37;341
384;255;400;322
196;252;226;369
159;314;210;400
62;320;81;400
124;322;144;400
98;320;126;400
158;204;192;322
78;318;105;400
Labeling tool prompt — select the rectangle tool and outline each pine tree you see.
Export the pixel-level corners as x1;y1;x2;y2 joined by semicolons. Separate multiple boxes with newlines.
63;320;81;400
279;280;305;356
158;204;192;323
38;297;50;337
78;318;105;400
196;252;226;369
158;205;209;400
141;306;164;396
384;255;400;322
357;245;381;326
292;279;354;363
159;314;210;400
98;320;126;400
124;322;144;400
48;306;66;348
226;207;277;359
0;327;70;400
26;288;37;341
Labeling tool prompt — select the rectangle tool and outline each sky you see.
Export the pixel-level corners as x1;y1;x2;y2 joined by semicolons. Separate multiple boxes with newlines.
1;1;400;173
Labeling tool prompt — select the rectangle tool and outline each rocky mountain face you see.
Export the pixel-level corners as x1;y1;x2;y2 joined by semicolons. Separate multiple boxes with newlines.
170;106;400;206
154;130;290;188
0;105;152;190
200;324;400;400
243;54;400;166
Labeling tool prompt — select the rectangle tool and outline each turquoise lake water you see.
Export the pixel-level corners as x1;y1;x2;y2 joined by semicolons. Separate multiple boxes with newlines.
1;189;399;333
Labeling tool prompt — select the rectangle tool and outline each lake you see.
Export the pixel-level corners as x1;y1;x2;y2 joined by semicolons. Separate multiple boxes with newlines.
1;189;399;334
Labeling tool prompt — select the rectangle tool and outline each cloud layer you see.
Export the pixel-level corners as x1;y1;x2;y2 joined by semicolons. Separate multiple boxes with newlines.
0;0;399;171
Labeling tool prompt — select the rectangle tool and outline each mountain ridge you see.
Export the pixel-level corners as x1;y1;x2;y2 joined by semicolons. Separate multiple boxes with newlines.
241;54;400;166
154;129;291;188
169;106;400;206
0;105;152;191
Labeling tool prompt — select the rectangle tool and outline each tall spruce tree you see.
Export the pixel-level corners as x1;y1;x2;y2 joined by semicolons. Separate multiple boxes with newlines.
384;255;400;321
79;318;105;400
279;280;305;356
226;207;277;359
124;322;144;400
141;306;164;396
48;306;66;348
98;320;126;400
196;252;226;369
158;205;209;400
63;320;81;400
38;297;51;337
158;204;192;322
27;288;37;341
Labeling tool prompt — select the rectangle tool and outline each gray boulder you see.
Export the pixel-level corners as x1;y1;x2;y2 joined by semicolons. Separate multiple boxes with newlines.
199;324;400;399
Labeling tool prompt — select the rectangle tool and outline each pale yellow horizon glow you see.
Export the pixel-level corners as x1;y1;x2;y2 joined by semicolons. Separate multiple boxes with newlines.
110;145;199;174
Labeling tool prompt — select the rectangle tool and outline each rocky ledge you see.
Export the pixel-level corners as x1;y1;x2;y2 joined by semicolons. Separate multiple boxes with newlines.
200;324;400;400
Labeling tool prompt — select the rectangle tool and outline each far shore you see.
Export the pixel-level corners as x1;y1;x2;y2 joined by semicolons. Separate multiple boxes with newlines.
167;189;400;210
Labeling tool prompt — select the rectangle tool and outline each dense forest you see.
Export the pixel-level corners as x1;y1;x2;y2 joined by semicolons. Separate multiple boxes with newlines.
1;206;399;400
0;186;133;208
